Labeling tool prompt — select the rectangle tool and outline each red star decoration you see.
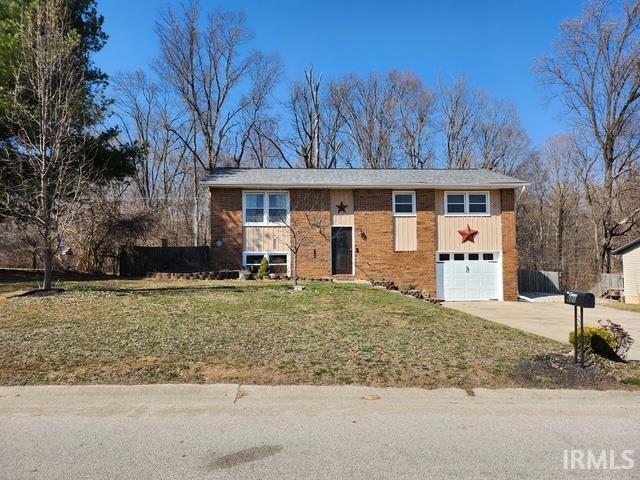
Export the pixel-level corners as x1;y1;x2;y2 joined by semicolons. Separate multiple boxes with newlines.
336;201;348;213
458;224;479;244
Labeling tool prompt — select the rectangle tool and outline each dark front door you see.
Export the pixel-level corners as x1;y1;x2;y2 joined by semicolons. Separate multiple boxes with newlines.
331;227;353;275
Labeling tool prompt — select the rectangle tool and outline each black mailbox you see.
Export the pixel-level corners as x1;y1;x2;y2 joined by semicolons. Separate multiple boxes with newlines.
564;290;595;308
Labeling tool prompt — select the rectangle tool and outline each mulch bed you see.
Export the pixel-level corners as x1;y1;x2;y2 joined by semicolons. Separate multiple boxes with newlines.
510;352;623;390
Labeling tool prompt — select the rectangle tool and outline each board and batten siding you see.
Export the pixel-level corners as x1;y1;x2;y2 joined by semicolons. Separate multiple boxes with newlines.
330;190;354;226
435;190;502;252
243;226;290;252
622;246;640;304
394;216;417;251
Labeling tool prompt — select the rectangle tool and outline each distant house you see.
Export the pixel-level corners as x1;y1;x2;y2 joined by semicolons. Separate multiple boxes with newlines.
201;168;528;301
613;238;640;305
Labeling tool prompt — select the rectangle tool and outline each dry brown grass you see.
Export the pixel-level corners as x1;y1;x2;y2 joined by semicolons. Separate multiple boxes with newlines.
0;278;637;389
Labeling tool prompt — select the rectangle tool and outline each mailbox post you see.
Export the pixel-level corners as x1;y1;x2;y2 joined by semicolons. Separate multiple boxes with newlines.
564;291;595;367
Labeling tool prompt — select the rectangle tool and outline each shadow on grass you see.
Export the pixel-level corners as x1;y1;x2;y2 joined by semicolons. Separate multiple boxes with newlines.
74;283;290;296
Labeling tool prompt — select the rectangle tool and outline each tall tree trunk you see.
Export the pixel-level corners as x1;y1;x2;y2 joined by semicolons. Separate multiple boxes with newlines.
292;251;298;287
601;143;614;273
42;247;53;291
192;191;200;247
192;160;200;246
556;203;564;288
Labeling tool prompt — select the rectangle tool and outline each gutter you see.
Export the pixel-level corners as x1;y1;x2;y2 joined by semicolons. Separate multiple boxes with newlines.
200;182;530;190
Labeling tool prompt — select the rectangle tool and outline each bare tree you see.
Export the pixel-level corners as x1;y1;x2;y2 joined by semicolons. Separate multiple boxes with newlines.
475;96;531;174
155;2;275;244
439;77;479;169
322;81;348;168
228;53;281;167
290;67;322;167
337;73;398;168
536;0;640;272
271;191;333;288
113;71;189;208
0;0;92;290
285;67;347;168
390;71;436;169
543;135;578;282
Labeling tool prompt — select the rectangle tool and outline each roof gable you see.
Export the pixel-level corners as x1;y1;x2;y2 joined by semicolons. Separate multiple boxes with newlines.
613;237;640;256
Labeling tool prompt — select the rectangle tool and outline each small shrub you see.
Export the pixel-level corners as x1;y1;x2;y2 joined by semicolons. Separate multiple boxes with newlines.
598;319;635;360
257;256;270;279
569;327;617;359
406;283;417;290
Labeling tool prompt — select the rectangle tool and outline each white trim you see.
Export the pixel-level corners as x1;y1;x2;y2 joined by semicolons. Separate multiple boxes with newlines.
243;251;291;277
203;182;528;189
392;190;416;217
444;191;490;216
242;190;290;226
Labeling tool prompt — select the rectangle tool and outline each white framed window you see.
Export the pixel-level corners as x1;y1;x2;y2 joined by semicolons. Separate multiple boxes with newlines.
243;191;290;225
444;191;490;216
243;252;289;273
393;191;416;216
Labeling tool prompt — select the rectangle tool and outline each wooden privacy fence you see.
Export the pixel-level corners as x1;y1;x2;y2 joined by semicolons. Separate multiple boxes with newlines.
518;269;560;293
590;273;624;298
119;246;210;277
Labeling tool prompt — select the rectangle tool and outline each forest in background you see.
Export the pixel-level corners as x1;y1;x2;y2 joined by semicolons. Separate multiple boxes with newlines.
0;0;638;290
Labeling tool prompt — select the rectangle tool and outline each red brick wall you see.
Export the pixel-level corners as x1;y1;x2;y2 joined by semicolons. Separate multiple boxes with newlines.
210;188;243;270
208;186;518;302
501;189;519;301
353;189;437;295
290;189;332;279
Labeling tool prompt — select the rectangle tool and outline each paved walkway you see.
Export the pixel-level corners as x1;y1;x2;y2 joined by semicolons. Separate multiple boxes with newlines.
1;385;639;479
444;301;640;360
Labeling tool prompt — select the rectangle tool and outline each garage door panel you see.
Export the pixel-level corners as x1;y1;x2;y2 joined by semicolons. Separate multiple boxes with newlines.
451;264;466;274
437;252;500;301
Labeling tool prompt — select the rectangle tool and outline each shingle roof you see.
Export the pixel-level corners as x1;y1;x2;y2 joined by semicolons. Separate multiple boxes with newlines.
613;237;640;255
201;168;528;189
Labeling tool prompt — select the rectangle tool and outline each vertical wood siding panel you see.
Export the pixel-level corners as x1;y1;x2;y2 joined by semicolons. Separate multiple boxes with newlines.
435;190;502;251
330;190;354;226
394;216;417;251
243;226;290;252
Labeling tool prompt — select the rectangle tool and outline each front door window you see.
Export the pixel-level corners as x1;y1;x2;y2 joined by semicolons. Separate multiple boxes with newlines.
331;227;352;275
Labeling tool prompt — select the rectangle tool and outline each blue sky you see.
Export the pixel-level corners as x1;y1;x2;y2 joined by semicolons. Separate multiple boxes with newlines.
95;0;587;147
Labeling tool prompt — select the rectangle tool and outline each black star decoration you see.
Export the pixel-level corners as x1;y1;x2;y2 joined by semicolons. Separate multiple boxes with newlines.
336;201;348;213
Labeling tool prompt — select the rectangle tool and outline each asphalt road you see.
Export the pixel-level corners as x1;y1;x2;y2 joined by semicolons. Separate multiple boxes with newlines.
1;385;639;479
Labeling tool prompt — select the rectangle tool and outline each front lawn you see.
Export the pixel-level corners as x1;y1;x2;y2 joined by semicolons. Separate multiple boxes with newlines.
0;278;636;389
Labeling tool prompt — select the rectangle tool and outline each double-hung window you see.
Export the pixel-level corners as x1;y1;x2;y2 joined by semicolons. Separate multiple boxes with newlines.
268;193;288;223
445;192;489;216
393;191;416;216
243;191;289;225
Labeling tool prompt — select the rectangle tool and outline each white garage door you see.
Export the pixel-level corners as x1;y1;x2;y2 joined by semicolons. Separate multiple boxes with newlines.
436;252;501;301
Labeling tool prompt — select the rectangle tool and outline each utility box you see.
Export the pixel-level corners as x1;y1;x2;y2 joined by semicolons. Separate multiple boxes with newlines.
564;291;596;308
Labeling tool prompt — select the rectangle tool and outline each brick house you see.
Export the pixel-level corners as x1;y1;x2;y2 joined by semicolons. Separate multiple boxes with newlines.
202;168;528;301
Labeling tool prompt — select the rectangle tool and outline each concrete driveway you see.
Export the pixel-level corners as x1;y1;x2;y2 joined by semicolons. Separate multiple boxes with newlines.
444;301;640;361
